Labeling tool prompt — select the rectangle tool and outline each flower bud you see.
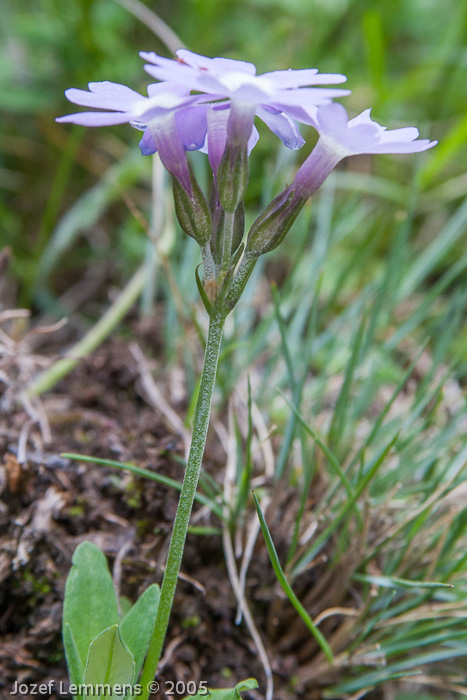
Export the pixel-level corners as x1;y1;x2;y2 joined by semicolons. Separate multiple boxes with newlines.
246;186;305;257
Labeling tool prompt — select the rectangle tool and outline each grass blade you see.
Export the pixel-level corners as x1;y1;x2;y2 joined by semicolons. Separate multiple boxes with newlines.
61;453;225;520
252;492;334;664
234;377;254;522
279;390;357;504
293;431;399;576
353;572;454;591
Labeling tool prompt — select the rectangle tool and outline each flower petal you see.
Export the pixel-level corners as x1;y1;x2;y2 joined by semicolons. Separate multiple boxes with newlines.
139;129;158;155
148;113;192;192
373;126;420;142
65;82;144;111
272;87;351;114
365;139;437;154
176;49;257;76
247;125;260;153
256;106;305;149
141;52;199;85
261;68;318;88
141;50;349;131
347;108;376;128
299;72;347;85
146;82;191;98
174;104;208;150
312;104;438;157
262;68;347;88
317;102;349;137
204;107;229;174
56;111;131;126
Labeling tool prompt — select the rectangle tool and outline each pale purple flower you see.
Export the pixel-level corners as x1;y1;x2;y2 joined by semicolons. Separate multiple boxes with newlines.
57;81;214;192
293;103;437;197
246;103;437;256
141;49;350;151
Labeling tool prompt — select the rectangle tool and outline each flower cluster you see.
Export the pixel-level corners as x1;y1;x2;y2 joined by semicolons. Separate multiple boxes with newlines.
58;49;436;291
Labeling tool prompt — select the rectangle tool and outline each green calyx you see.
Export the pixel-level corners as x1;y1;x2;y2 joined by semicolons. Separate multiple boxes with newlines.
172;166;212;245
216;145;249;213
246;186;305;257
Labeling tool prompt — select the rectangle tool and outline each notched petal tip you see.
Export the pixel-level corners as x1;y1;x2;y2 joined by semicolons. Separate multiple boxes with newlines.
88;81;111;91
409;138;438;152
139;51;158;62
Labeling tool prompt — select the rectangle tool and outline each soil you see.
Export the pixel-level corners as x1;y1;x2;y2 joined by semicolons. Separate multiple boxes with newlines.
0;330;296;700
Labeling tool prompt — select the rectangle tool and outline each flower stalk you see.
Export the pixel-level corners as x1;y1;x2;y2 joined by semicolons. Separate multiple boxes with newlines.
140;306;226;697
225;252;258;310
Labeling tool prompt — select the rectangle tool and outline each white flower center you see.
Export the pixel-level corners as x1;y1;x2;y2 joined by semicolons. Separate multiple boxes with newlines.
320;132;354;159
132;93;186;118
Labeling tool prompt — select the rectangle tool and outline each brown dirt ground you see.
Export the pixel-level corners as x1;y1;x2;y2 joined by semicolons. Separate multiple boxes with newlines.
1;332;306;700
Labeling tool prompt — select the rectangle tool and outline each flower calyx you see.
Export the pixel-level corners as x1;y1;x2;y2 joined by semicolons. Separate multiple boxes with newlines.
246;186;306;257
172;165;212;245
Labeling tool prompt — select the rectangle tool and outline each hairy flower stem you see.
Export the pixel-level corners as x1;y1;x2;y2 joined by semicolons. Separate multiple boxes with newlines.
201;242;216;281
225;252;258;310
140;308;226;695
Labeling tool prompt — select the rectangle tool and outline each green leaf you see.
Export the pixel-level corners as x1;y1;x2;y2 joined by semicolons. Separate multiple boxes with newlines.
253;493;334;664
120;584;160;679
326;670;421;696
353;573;454;591
63;624;84;691
84;624;135;699
278;391;362;528
61;454;224;521
183;678;258;699
294;430;399;575
63;542;119;669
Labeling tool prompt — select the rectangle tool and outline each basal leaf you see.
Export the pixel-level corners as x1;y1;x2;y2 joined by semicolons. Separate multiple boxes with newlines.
84;624;135;699
63;542;119;669
63;623;84;693
120;584;160;679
